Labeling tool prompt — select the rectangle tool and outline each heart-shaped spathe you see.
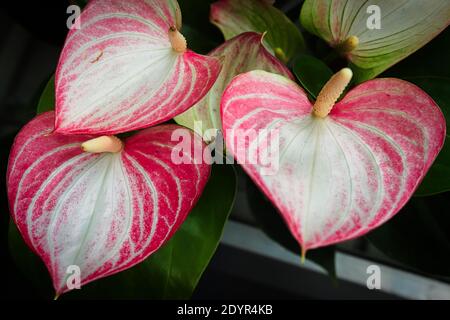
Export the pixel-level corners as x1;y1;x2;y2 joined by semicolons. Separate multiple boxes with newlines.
221;70;446;251
7;112;210;294
55;0;222;135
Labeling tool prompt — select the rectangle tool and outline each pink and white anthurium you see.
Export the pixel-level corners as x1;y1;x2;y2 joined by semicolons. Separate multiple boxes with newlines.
175;32;292;141
221;69;446;257
55;0;222;135
7;112;210;295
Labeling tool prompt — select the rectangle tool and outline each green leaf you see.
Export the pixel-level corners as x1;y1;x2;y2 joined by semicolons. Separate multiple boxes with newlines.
408;77;450;196
300;0;450;83
293;54;333;99
349;62;387;84
244;174;336;278
210;0;305;62
36;75;55;114
8;164;237;299
366;194;450;279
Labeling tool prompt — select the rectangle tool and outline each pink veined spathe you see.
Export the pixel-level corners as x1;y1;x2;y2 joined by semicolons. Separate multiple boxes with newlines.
7;112;211;295
55;0;222;135
221;70;446;251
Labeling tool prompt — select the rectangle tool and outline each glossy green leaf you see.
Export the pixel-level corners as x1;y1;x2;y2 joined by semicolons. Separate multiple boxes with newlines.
211;0;305;62
244;174;336;278
36;75;55;114
409;77;450;196
8;164;237;299
300;0;450;82
293;54;333;99
367;193;450;279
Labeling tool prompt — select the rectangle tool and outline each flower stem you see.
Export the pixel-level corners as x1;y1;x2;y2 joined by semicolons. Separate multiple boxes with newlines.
301;246;307;264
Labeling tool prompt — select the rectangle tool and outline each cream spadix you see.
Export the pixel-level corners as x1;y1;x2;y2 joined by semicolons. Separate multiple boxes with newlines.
7;112;210;295
81;136;123;153
313;68;352;118
221;70;446;253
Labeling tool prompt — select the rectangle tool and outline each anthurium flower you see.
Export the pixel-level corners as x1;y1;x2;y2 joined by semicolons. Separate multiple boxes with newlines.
175;32;292;141
7;112;210;295
210;0;305;62
55;0;222;135
221;68;446;257
300;0;450;82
